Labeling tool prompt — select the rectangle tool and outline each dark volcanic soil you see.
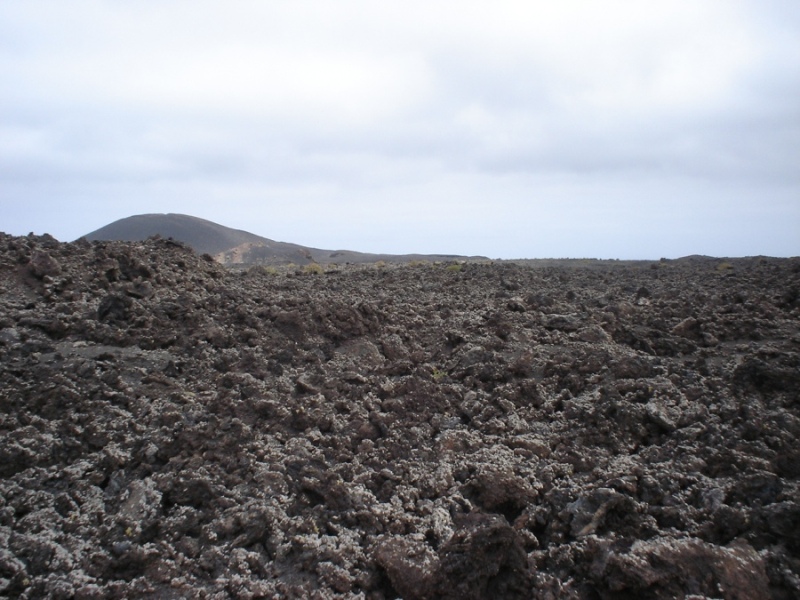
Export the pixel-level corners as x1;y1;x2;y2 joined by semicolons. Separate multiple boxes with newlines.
1;233;799;599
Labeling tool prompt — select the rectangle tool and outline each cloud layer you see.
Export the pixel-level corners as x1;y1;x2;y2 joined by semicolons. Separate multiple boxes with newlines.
2;0;799;258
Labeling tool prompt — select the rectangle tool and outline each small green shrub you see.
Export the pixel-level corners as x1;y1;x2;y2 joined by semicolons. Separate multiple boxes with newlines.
248;265;278;276
717;262;734;272
303;263;324;275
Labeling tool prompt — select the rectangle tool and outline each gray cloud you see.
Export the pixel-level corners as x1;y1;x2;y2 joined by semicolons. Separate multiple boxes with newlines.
1;0;798;258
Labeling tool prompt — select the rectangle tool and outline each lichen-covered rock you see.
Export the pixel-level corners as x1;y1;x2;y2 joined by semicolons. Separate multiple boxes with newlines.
374;536;439;599
0;234;798;598
595;537;771;600
434;513;531;600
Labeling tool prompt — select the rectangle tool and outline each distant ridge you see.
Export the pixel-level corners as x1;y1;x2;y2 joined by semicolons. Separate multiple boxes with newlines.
81;213;488;266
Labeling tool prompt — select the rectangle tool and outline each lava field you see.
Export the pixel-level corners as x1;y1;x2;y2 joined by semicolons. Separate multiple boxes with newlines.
1;233;798;599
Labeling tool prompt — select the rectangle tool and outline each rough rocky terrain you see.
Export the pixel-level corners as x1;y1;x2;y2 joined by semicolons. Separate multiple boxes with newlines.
1;232;798;599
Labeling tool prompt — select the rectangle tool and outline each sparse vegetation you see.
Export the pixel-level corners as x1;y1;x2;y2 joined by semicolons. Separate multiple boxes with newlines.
717;262;734;272
303;263;324;275
248;264;278;276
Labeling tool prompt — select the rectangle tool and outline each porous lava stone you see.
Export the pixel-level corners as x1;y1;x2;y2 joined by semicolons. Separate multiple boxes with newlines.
1;234;798;598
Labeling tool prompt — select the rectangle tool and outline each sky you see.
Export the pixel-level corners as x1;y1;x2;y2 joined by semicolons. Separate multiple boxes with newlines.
1;0;798;259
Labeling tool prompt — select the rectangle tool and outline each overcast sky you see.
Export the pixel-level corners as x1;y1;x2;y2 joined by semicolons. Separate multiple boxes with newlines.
1;1;798;259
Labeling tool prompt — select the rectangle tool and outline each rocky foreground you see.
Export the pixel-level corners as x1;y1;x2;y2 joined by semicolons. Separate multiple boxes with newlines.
1;233;799;599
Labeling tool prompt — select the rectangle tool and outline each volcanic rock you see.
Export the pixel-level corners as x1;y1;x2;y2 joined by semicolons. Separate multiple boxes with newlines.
0;233;798;598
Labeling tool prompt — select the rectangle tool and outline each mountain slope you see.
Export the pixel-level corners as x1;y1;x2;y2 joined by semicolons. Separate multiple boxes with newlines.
82;213;345;265
82;213;488;266
82;213;270;257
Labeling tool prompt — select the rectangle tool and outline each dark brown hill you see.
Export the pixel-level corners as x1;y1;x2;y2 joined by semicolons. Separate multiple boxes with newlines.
83;213;265;255
82;213;488;266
